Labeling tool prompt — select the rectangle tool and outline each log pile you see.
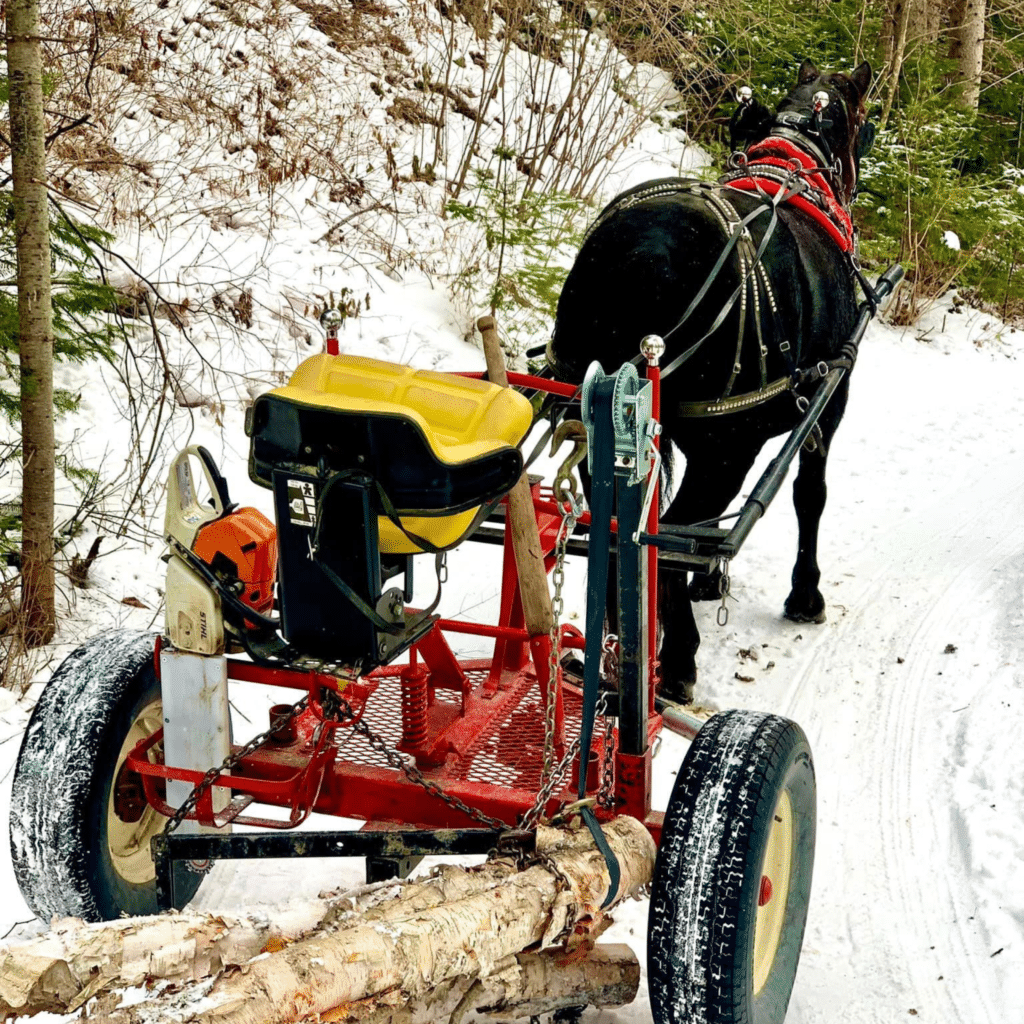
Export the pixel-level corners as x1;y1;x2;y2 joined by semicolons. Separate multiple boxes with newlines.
0;817;655;1023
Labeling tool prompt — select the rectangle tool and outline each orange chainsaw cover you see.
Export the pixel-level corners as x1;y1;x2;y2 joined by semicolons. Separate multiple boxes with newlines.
193;507;278;615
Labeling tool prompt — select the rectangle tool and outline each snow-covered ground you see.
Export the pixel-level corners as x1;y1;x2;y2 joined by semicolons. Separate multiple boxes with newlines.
0;0;1022;1020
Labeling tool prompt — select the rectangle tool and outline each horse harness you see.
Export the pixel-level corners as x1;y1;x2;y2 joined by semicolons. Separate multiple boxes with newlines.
582;108;869;435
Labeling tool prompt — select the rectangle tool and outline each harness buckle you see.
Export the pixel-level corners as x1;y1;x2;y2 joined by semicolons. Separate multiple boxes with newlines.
816;360;829;379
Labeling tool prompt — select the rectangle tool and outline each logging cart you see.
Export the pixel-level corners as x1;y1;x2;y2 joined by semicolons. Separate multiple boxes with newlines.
11;288;897;1021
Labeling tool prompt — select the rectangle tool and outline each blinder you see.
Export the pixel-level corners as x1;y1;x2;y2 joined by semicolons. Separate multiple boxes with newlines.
856;119;876;161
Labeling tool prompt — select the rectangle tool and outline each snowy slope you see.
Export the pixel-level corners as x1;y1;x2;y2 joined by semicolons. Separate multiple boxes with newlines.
1;0;1023;1020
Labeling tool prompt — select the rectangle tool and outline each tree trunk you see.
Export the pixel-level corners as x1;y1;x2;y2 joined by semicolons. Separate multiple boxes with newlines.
0;867;533;1017
948;0;987;109
305;944;640;1023
7;0;56;648
879;0;914;127
1;818;655;1023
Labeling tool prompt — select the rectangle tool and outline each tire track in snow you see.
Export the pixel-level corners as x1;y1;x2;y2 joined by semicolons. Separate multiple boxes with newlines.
777;467;1023;1024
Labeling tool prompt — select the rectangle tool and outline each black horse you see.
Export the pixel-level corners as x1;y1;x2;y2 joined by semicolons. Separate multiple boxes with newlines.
548;60;873;702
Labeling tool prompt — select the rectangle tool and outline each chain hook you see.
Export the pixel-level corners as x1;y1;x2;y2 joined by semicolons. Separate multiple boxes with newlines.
550;419;588;504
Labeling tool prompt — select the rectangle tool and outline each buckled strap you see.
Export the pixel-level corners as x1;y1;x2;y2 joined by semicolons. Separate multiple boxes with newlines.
661;179;799;378
677;375;793;418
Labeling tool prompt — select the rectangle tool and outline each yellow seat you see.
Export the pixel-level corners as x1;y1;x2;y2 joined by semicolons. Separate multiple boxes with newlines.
265;354;534;554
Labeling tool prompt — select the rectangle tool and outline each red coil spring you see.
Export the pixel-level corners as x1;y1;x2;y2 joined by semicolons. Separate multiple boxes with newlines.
400;665;429;748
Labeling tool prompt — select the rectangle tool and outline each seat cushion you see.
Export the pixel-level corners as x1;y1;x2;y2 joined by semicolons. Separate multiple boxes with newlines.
284;354;532;460
248;354;534;552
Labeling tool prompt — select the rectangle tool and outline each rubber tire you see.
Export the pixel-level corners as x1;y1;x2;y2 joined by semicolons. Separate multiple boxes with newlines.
648;709;816;1024
10;629;203;921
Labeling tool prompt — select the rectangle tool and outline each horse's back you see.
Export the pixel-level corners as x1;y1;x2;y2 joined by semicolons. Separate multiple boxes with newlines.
550;178;858;393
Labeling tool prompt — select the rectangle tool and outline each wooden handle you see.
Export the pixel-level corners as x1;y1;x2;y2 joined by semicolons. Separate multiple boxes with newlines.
477;316;553;637
477;315;509;388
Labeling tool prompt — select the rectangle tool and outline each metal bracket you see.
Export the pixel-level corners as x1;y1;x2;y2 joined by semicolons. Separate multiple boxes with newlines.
581;361;658;486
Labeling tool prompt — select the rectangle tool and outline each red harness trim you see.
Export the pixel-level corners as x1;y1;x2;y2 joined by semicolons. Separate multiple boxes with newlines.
726;137;854;253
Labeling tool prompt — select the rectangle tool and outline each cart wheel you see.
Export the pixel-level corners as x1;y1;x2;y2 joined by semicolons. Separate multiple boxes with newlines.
10;630;203;921
648;709;815;1024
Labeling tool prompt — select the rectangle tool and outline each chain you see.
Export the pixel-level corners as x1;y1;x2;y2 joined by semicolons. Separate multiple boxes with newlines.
163;696;312;839
162;683;508;845
520;733;582;832
600;633;619;689
342;696;509;832
717;558;732;626
597;688;616;811
542;494;581;780
518;496;581;834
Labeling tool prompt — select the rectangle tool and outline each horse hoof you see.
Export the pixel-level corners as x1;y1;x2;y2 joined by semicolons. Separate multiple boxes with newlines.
658;676;696;704
783;604;827;624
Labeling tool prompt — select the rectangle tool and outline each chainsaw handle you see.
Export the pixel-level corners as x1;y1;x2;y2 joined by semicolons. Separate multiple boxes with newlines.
164;446;234;551
193;445;236;514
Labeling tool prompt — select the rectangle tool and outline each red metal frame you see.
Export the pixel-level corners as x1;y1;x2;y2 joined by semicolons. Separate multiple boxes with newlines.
129;373;666;843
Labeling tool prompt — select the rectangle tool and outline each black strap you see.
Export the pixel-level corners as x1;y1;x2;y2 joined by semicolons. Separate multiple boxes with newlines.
316;551;445;636
311;470;448;633
578;381;621;908
661;179;802;378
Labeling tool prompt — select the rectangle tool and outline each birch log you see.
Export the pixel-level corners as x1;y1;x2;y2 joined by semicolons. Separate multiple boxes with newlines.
81;945;639;1024
304;944;640;1023
63;816;653;1024
0;862;536;1018
184;816;653;1024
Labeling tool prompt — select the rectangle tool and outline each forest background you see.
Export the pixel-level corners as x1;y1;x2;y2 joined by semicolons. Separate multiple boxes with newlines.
1;0;1024;664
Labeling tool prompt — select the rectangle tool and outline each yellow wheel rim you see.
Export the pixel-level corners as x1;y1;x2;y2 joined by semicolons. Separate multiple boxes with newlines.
753;788;794;995
106;699;164;886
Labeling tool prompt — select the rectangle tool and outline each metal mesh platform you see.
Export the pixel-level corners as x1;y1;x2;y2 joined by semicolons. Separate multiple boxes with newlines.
332;666;599;795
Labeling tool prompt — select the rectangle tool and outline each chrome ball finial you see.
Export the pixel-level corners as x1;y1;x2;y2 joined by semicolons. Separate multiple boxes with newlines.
640;334;666;367
320;308;344;338
813;90;830;111
737;85;753;105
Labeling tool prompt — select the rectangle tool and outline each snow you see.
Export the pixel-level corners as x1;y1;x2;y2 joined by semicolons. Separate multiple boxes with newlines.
1;0;1023;1020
